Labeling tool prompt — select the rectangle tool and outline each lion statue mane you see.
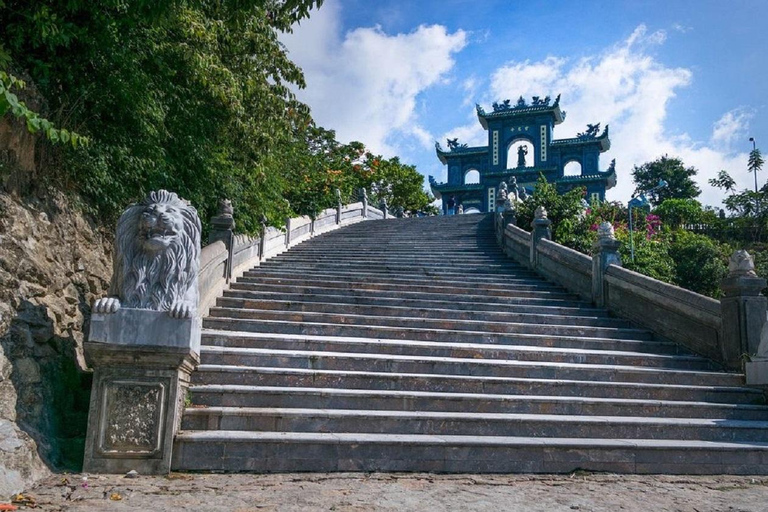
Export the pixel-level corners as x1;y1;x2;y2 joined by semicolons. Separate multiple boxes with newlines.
94;189;202;319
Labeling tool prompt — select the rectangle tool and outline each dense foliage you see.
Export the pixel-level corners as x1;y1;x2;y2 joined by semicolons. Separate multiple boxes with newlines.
0;0;433;233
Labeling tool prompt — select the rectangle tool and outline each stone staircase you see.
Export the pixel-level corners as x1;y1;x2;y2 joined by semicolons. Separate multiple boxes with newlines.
173;214;768;474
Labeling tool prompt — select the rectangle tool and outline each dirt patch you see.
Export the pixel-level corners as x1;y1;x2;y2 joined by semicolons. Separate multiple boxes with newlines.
11;472;768;512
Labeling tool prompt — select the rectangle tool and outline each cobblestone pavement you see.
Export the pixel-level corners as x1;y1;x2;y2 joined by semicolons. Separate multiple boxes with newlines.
7;472;768;512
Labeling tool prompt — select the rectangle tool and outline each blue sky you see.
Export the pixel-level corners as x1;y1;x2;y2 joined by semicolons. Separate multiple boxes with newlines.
282;0;768;207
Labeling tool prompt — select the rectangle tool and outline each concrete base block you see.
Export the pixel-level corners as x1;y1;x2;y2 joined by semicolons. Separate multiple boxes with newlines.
745;359;768;387
89;309;201;354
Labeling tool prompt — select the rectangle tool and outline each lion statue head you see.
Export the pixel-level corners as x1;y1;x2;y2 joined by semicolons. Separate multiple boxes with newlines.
93;190;201;318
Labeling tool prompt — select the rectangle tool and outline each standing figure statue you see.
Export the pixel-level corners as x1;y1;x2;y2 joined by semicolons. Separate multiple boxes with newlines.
508;176;520;204
517;145;528;168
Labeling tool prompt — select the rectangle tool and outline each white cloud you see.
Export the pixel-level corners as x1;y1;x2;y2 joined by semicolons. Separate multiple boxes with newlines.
481;24;751;207
711;108;754;149
281;0;467;155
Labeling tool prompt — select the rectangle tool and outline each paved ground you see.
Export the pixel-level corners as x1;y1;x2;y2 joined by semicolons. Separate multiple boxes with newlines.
6;472;768;511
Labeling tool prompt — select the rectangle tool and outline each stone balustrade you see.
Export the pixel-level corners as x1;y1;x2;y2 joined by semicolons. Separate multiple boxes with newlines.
495;212;767;375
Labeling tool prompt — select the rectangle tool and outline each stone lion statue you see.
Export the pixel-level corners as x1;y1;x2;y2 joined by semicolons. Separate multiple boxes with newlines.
94;190;202;319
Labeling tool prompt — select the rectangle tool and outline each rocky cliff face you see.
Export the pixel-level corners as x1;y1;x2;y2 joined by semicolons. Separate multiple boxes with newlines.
0;191;112;495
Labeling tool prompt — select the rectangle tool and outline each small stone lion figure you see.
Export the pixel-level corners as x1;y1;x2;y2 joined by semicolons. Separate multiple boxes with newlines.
94;190;202;318
728;249;757;278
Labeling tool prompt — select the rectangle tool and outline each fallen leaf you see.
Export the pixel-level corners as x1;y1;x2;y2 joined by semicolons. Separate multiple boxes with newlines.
0;504;18;511
110;492;122;501
11;494;35;507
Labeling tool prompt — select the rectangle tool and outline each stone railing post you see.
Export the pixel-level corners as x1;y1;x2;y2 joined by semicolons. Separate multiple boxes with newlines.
335;188;342;225
591;222;622;308
501;203;517;231
720;250;768;371
285;216;292;248
360;187;368;218
259;214;267;261
395;206;404;218
380;198;388;219
83;190;202;475
209;199;235;282
530;206;551;268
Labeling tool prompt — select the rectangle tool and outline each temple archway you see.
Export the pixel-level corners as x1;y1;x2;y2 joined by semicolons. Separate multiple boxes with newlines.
464;169;480;184
507;140;534;169
564;160;583;176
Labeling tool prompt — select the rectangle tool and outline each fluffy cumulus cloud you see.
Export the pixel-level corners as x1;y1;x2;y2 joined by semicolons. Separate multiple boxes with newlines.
281;0;466;155
480;25;751;206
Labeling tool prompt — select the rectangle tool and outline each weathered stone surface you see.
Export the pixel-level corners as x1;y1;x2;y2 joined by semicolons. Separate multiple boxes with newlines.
0;418;49;497
0;191;112;493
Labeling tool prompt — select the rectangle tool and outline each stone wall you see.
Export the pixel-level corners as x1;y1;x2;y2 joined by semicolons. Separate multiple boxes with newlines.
0;191;112;495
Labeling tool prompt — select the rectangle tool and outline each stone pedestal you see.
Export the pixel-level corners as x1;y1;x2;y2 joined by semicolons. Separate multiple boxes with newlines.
501;210;517;229
721;275;767;370
530;206;552;269
592;223;622;308
83;309;200;474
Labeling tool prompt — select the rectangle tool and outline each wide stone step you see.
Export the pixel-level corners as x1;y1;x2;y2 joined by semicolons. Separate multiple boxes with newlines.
206;308;653;341
268;254;518;266
187;385;768;420
202;316;658;348
226;283;587;307
221;288;606;317
239;271;557;292
172;431;768;474
192;364;761;404
254;262;533;279
181;407;768;443
197;347;733;386
213;298;630;329
203;329;680;356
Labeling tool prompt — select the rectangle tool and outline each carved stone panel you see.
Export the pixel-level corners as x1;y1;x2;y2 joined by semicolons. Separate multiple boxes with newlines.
98;379;167;457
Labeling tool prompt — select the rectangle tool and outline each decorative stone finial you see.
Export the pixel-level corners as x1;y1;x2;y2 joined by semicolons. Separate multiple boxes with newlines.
457;204;464;214
534;205;548;220
210;198;235;234
335;188;341;202
358;187;368;201
379;197;387;209
597;221;616;241
728;250;758;278
93;190;201;319
496;181;508;203
217;198;233;217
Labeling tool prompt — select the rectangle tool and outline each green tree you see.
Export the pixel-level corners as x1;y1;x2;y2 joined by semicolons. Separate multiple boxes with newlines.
516;175;586;243
667;230;729;297
632;155;701;203
654;198;705;229
0;0;323;232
